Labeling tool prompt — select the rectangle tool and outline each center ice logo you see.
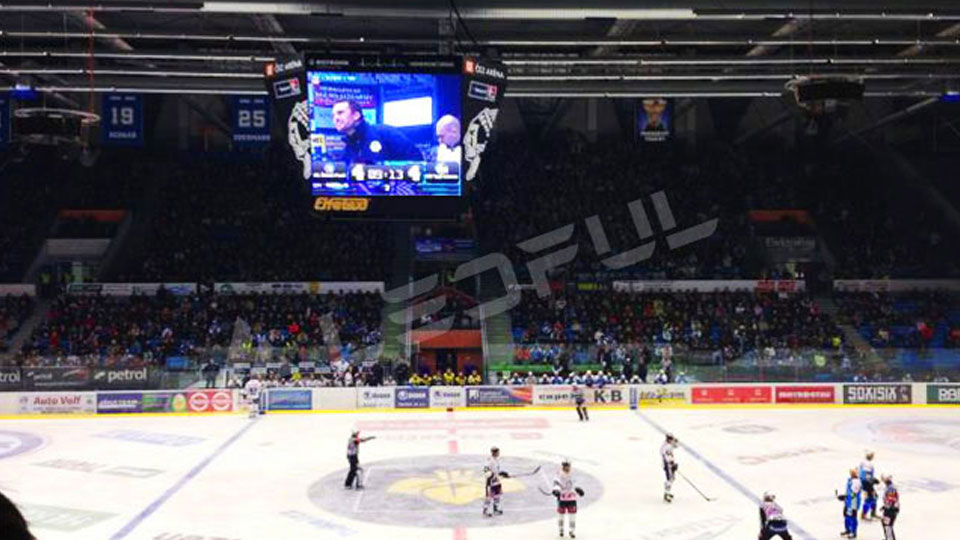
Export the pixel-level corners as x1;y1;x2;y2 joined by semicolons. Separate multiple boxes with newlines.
308;454;603;528
389;469;525;505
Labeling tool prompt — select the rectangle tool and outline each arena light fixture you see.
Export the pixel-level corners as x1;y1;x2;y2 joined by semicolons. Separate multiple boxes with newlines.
491;39;960;47
0;50;277;62
0;84;940;99
0;85;268;95
509;74;960;82
0;30;314;43
3;4;960;21
0;68;262;79
503;57;960;67
504;90;942;98
3;31;960;50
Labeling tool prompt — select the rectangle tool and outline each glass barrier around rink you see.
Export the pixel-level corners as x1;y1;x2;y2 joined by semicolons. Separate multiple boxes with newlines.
491;342;960;384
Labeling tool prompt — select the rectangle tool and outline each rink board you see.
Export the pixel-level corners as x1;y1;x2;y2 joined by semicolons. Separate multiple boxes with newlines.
0;383;956;420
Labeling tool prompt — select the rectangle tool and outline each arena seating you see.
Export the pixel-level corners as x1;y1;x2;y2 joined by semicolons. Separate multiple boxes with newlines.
836;291;960;349
0;294;33;353
473;136;756;280
510;290;841;349
114;156;390;282
17;291;383;367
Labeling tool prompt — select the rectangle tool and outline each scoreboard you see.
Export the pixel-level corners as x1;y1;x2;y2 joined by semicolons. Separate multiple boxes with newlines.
264;54;507;219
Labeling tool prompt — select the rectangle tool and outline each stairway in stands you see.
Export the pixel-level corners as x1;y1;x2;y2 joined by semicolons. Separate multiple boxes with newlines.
478;273;516;380
817;294;882;365
379;224;414;361
4;297;50;359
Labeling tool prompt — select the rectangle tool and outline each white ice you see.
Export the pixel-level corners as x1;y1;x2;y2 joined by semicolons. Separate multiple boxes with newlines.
1;406;957;540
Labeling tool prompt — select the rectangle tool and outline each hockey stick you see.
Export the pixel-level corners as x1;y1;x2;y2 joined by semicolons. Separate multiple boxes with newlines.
538;486;557;497
508;465;542;478
679;471;715;501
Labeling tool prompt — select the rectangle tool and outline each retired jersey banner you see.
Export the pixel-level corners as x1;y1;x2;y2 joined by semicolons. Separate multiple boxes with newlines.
232;96;271;145
0;93;10;148
102;94;143;146
637;97;671;142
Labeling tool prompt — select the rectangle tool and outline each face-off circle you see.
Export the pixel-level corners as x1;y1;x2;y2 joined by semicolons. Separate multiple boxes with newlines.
834;417;960;456
308;454;604;528
0;430;44;460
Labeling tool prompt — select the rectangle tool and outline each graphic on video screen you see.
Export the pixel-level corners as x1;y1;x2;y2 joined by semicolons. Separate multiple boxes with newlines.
307;71;462;197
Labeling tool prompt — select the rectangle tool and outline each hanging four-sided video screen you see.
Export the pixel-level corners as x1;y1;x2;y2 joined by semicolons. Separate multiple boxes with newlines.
303;55;467;218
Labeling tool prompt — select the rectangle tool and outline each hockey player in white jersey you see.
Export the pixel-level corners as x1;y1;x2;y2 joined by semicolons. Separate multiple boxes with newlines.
758;492;793;540
661;433;679;502
572;385;588;421
243;375;263;418
552;460;585;538
483;447;510;517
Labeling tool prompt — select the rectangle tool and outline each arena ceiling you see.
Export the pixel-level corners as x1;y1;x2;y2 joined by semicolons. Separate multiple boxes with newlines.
3;0;960;106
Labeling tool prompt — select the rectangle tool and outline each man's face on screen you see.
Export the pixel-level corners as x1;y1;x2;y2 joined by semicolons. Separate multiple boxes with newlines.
332;102;361;134
436;117;460;148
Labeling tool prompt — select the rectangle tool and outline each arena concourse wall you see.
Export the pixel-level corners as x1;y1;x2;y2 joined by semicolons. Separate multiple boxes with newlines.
1;383;958;417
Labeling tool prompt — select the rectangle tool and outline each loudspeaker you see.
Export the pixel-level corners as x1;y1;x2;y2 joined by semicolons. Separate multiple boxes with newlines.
794;79;865;103
15;113;83;145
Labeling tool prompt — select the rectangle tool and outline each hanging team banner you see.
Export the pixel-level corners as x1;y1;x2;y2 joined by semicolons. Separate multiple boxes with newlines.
0;93;9;148
637;97;671;142
263;55;308;175
232;96;271;146
102;94;143;146
461;57;508;181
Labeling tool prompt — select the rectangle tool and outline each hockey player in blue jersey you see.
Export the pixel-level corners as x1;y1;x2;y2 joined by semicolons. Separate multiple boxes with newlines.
837;468;862;538
859;451;879;520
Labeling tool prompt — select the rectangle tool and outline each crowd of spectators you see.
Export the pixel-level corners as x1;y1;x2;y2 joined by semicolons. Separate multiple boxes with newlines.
229;365;394;389
498;367;684;385
1;150;393;285
16;290;383;367
473;135;757;281
0;294;33;353
473;134;958;282
226;363;483;388
510;289;842;356
114;155;390;283
0;151;149;282
406;368;483;386
836;291;960;348
809;155;959;279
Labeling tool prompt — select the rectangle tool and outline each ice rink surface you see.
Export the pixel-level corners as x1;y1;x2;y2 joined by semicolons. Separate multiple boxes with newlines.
1;406;958;540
